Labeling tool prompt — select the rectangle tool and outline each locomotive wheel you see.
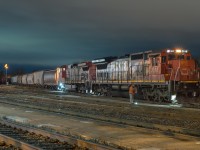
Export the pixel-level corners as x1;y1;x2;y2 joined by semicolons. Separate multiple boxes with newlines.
142;89;150;100
153;89;161;102
147;90;154;101
158;89;167;102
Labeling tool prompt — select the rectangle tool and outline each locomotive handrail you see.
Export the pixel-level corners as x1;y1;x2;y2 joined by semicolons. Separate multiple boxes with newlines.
174;59;181;91
169;64;174;82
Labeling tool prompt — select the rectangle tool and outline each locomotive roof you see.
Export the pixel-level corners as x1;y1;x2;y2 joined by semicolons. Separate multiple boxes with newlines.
71;63;78;67
92;56;117;64
130;50;153;55
129;49;187;55
152;49;190;53
118;54;130;59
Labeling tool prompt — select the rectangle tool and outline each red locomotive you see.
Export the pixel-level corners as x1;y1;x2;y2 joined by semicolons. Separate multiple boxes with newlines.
11;49;199;103
58;49;199;103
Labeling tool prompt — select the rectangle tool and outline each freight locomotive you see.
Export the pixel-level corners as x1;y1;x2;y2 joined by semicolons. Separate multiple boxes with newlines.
11;49;200;103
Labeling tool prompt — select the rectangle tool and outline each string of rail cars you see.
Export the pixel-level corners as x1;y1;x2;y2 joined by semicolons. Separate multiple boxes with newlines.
11;49;200;103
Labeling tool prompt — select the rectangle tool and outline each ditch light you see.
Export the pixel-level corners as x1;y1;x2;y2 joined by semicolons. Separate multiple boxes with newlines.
171;94;178;104
166;49;188;53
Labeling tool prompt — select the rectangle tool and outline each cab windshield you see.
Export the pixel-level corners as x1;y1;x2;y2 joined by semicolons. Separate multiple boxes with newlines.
168;54;185;60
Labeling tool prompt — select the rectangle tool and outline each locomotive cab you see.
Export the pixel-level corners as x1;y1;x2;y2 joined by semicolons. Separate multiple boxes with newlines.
161;49;197;82
161;49;199;98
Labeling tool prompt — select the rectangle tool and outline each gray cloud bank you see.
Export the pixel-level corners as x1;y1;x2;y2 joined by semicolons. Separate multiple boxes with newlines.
0;0;200;66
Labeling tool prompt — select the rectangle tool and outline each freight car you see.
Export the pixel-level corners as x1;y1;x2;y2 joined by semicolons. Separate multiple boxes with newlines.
59;49;199;103
11;76;18;84
11;68;66;89
27;73;34;85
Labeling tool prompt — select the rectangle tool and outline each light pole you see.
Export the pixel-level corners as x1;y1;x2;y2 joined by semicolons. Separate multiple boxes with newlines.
4;64;8;85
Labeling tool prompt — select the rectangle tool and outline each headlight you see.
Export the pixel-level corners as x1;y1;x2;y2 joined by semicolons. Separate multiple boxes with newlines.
176;49;182;53
171;95;176;101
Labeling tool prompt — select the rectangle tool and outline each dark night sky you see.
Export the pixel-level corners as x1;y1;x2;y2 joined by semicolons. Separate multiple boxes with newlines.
0;0;200;69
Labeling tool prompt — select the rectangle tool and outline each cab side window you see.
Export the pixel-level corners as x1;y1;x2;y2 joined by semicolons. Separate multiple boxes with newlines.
152;57;158;66
177;55;184;60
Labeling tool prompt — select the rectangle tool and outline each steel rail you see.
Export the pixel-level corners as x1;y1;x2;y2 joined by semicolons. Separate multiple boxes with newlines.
0;133;40;150
0;119;117;150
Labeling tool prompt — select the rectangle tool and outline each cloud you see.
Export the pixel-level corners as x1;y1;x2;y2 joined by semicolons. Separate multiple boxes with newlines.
0;0;200;67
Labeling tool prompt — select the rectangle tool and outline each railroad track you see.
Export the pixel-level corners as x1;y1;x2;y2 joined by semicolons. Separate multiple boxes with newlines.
0;141;20;150
0;119;117;150
2;85;200;109
1;86;200;137
0;123;78;150
0;94;200;137
3;85;200;109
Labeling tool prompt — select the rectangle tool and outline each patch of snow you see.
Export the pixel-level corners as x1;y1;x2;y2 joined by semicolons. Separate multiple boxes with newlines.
25;111;33;113
196;141;200;145
138;148;160;150
80;121;93;124
37;123;60;128
5;116;29;123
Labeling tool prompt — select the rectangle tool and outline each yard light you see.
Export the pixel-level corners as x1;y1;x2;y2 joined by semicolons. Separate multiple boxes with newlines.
4;64;8;85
